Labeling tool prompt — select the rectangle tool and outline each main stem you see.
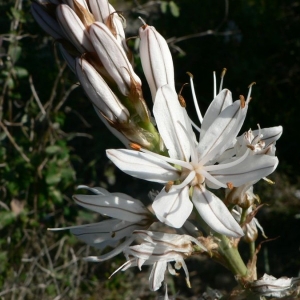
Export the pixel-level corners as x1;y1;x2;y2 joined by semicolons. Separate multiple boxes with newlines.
217;233;248;277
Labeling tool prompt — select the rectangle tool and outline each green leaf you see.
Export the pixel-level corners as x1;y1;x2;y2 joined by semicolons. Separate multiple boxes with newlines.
169;1;180;17
13;67;28;78
160;1;168;13
45;145;62;155
8;45;22;64
0;211;16;229
46;172;61;185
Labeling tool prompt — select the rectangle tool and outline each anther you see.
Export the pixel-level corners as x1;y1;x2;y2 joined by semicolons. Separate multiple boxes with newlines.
221;68;227;78
178;83;188;107
239;95;245;108
165;181;174;193
247;144;255;150
130;143;141;151
248;82;256;88
178;95;186;107
186;71;193;79
226;182;234;190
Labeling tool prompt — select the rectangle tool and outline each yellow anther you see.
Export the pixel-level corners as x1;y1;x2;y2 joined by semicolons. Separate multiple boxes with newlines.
227;182;234;190
239;95;245;108
130;143;141;151
186;71;193;79
165;181;174;193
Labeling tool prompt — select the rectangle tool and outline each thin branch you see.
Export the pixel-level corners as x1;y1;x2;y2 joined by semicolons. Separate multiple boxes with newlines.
29;75;46;116
0;121;30;163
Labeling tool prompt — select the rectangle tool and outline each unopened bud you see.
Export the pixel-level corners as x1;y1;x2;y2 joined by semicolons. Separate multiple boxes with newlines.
56;4;94;53
90;22;141;96
76;57;129;122
31;2;65;40
139;23;175;102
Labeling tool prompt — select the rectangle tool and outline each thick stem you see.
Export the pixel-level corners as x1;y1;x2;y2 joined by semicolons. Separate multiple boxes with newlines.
217;234;248;276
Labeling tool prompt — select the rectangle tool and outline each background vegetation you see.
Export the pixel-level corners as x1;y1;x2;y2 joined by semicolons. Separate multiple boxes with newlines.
0;0;300;299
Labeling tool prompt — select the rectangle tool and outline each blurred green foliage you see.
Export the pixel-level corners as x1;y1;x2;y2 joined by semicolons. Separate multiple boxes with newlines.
0;0;300;299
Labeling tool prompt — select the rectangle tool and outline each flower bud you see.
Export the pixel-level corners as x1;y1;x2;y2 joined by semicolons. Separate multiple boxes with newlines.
90;22;141;96
139;23;175;101
31;2;65;40
63;0;89;11
76;57;130;123
89;0;110;23
56;4;94;53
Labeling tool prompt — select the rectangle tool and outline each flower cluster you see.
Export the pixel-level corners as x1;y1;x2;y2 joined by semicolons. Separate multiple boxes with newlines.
32;0;282;296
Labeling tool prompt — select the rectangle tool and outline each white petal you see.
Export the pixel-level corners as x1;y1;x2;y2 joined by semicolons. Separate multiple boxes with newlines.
152;186;192;228
201;89;233;137
70;219;120;249
154;85;192;161
209;155;279;187
192;186;244;238
107;149;179;183
73;194;149;222
149;261;167;291
198;99;247;164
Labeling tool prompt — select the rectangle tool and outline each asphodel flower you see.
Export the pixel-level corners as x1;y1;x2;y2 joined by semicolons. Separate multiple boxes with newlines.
49;186;153;261
107;83;278;237
110;230;206;291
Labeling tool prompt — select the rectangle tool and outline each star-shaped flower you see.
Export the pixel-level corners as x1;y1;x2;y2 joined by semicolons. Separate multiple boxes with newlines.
107;83;278;237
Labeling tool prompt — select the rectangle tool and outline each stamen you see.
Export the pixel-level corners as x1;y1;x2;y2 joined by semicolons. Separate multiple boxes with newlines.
204;148;250;171
165;181;174;193
187;72;203;124
246;82;256;104
130;143;141;151
263;177;275;185
171;171;195;190
140;147;194;170
213;71;217;98
219;68;227;93
138;16;147;29
190;117;201;133
198;169;227;188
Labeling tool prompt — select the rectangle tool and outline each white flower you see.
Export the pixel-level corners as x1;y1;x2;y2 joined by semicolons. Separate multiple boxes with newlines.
110;230;206;291
107;83;278;237
49;186;152;261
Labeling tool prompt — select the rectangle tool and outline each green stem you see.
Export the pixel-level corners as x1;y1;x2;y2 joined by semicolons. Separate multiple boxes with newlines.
216;234;248;276
249;241;255;259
